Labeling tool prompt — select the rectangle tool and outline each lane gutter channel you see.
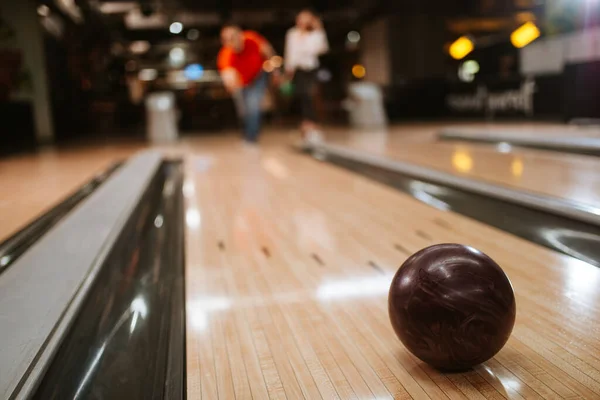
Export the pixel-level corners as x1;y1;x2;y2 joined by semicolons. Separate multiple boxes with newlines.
30;160;186;400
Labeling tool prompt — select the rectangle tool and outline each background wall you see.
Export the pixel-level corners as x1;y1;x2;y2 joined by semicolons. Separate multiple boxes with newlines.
0;0;54;145
360;17;391;86
387;13;447;83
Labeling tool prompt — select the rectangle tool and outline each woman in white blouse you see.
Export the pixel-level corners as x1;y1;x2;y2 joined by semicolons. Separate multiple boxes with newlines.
284;9;329;140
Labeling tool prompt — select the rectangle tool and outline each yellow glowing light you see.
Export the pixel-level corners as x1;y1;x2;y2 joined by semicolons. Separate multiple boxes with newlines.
452;150;473;173
352;64;366;79
511;157;524;178
449;36;474;60
262;60;274;73
511;22;540;49
270;55;283;68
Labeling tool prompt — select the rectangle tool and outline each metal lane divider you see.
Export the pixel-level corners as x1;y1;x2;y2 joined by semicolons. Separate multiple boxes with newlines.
0;151;162;400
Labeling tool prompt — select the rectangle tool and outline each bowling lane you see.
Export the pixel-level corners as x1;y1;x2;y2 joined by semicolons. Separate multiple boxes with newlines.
438;125;600;157
184;142;600;399
325;126;600;208
0;144;141;242
324;121;593;145
439;124;600;141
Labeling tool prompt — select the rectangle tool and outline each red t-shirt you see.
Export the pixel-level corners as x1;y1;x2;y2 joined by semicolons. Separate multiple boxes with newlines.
218;31;266;86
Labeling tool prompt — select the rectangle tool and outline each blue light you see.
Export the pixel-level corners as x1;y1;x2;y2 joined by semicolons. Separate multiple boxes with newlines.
184;64;204;80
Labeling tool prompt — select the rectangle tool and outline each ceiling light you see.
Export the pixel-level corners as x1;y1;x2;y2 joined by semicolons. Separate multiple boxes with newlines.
169;21;183;34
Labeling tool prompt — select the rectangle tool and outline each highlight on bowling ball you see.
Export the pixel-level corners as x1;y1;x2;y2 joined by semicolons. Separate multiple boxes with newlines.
388;243;516;371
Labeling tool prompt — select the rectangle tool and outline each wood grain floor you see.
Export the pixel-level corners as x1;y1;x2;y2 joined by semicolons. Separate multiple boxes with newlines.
1;126;599;399
0;144;143;242
183;140;600;399
324;125;600;208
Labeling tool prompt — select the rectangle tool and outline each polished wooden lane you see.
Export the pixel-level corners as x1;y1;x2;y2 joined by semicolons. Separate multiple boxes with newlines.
0;144;141;242
324;122;597;145
440;124;600;140
324;125;600;208
184;140;600;399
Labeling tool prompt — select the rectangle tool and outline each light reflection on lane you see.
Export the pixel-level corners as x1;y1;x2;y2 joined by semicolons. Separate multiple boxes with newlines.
480;365;523;394
316;275;394;300
188;296;232;331
261;157;289;180
183;179;195;198
187;273;396;332
186;208;201;230
293;209;336;251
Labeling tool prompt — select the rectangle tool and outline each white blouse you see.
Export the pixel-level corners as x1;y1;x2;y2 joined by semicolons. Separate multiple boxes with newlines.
284;27;329;73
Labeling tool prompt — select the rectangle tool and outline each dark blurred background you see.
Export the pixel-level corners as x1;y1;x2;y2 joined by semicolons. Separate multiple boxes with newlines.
1;0;599;154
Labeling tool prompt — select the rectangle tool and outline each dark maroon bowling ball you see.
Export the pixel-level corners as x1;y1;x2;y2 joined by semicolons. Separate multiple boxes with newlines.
388;243;516;371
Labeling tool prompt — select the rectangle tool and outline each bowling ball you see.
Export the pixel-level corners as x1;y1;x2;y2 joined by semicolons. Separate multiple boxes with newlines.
279;81;294;97
388;243;516;371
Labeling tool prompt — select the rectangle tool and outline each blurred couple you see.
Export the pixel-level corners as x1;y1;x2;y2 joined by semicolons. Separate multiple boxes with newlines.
217;10;329;144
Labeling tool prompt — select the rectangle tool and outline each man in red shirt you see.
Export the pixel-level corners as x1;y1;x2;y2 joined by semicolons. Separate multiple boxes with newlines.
218;24;277;143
